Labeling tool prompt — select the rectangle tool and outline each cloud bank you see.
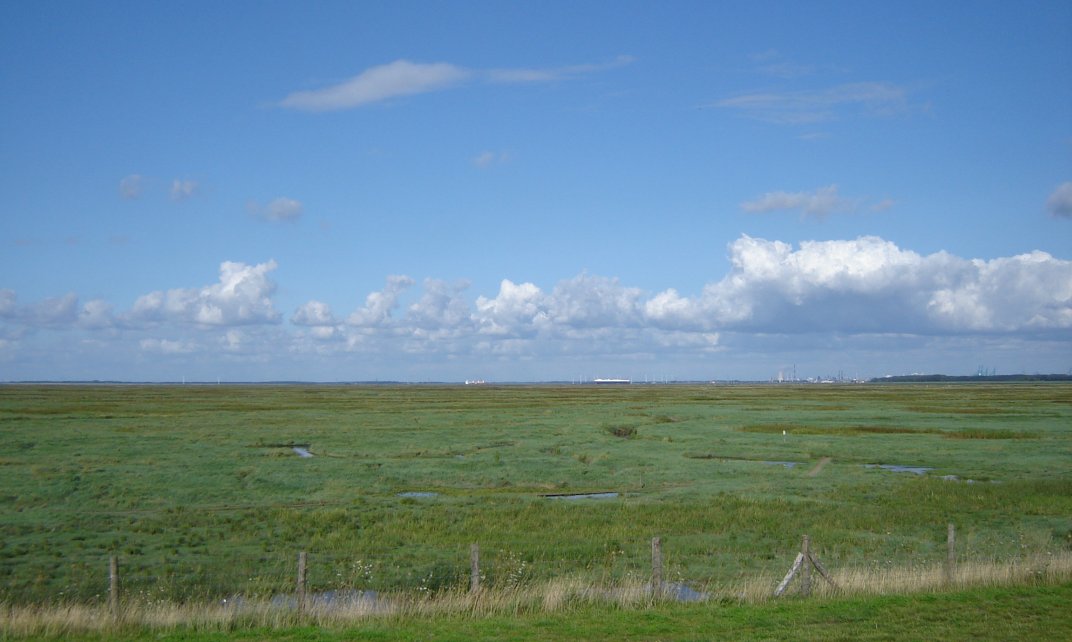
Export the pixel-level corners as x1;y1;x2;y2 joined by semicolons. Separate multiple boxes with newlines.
2;237;1069;380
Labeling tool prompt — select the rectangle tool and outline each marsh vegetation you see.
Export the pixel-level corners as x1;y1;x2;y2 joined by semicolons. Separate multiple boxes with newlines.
1;383;1069;636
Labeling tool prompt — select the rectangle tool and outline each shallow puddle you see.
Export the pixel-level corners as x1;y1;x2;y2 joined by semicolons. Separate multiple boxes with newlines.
397;491;439;498
762;461;800;468
292;447;313;458
543;492;619;500
864;464;932;475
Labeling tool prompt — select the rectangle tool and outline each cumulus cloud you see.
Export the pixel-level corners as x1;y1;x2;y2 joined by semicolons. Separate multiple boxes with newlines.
79;299;115;329
742;185;861;218
926;251;1072;331
291;300;337;326
406;279;472;331
129;260;281;326
1047;182;1072;218
465;237;1071;339
348;275;414;327
716;82;912;125
3;238;1069;380
474;280;548;335
548;274;644;329
280;56;633;112
24;293;79;326
170;178;198;202
1;290;113;329
692;236;1072;334
119;174;143;200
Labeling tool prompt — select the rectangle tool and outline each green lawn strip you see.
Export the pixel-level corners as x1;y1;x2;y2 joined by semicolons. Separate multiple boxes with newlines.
14;582;1071;641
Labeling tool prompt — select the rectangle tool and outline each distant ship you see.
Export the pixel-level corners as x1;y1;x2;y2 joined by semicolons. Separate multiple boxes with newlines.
593;378;631;384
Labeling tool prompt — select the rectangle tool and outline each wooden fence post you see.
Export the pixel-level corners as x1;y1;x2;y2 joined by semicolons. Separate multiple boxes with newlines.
651;536;663;598
945;523;956;584
296;551;307;613
774;534;837;597
470;543;481;594
108;555;120;617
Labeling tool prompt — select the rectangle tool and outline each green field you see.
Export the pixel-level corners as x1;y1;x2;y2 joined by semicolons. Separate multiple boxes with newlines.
1;382;1070;614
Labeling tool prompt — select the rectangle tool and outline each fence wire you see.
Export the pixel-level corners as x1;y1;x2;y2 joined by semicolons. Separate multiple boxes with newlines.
2;537;715;604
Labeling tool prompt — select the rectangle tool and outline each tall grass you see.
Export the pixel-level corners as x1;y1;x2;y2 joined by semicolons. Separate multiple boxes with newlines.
5;551;1071;638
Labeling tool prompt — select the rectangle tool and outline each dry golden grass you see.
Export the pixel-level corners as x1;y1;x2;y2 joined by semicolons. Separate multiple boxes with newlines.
4;551;1071;638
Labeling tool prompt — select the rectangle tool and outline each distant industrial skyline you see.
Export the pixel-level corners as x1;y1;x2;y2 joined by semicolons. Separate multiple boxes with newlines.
2;1;1070;382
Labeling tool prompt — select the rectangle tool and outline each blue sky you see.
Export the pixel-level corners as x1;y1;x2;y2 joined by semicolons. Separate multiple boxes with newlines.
2;0;1070;382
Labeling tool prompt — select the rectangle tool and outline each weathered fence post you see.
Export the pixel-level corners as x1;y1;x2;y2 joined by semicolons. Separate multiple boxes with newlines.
945;523;956;584
108;555;120;618
774;534;837;597
296;551;308;613
470;543;481;594
651;536;663;598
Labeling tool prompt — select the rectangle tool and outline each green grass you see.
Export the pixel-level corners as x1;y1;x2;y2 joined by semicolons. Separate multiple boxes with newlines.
6;580;1072;640
1;383;1070;606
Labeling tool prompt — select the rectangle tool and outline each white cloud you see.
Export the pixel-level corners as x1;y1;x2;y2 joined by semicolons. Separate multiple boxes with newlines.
280;60;471;111
547;274;644;329
170;178;198;202
691;236;1072;334
927;251;1072;331
25;293;79;326
407;279;472;331
79;299;114;329
291;300;337;326
280;56;633;112
716;82;912;125
140;338;195;354
870;198;896;212
119;174;143;200
748;50;816;79
485;55;634;83
250;197;303;222
129;260;281;327
3;238;1069;380
221;329;246;352
474;279;548;335
742;185;861;218
1046;181;1072;218
0;289;15;318
473;150;511;168
347;275;414;327
643;289;701;329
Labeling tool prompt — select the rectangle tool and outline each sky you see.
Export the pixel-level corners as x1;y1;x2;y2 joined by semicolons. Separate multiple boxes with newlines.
1;0;1071;382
